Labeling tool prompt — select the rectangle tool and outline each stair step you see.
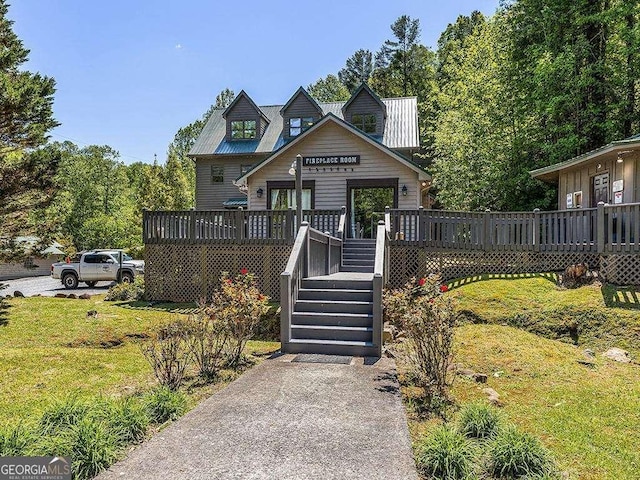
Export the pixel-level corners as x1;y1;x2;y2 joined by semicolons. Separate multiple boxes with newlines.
291;324;373;342
301;279;373;290
294;300;372;314
342;259;375;267
291;312;373;327
341;265;374;273
343;252;375;260
344;239;376;245
298;288;373;302
287;338;378;357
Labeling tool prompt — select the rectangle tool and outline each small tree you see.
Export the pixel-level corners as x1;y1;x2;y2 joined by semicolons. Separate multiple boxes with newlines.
186;310;228;379
141;319;192;390
206;270;270;367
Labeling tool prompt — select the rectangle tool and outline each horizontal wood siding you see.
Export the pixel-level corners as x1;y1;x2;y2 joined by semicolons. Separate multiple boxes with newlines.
282;93;321;141
224;95;262;141
196;156;267;209
343;90;385;136
558;152;638;209
247;122;421;210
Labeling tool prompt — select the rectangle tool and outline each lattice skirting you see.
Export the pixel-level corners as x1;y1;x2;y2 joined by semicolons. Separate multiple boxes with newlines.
145;244;291;303
388;248;608;288
600;255;640;285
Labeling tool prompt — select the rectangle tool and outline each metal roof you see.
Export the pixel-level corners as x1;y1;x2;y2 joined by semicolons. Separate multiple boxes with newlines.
530;133;640;182
189;97;419;156
222;197;248;208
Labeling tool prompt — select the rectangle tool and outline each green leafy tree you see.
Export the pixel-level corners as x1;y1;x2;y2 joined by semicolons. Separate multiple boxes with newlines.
0;0;59;239
338;49;373;92
215;88;235;109
307;74;350;102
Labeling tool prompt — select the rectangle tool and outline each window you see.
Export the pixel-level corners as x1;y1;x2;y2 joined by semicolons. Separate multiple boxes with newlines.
351;114;377;134
241;164;253;175
230;120;257;139
270;188;312;210
211;165;224;183
83;255;100;264
289;117;314;137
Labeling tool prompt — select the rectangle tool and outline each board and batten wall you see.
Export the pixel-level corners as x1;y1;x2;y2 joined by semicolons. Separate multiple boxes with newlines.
558;151;639;209
246;121;422;210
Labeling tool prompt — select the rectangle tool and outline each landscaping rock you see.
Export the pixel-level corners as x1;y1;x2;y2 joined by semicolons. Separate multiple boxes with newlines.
55;293;67;298
86;310;98;318
13;290;24;297
67;293;77;299
383;327;393;343
583;348;596;359
482;387;503;407
493;370;504;377
457;368;475;377
79;293;91;300
603;347;631;363
473;373;488;383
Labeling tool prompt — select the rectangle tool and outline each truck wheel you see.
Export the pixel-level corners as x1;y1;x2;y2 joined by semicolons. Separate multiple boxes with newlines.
62;273;79;289
120;271;134;284
85;281;97;288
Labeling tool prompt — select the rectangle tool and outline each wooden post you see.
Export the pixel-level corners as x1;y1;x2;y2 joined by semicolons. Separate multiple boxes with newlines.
483;209;491;251
190;208;197;243
597;201;605;253
285;209;294;243
418;205;425;247
533;208;540;252
236;207;245;243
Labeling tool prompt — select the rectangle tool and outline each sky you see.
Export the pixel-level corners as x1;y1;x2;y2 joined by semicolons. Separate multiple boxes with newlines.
11;0;500;164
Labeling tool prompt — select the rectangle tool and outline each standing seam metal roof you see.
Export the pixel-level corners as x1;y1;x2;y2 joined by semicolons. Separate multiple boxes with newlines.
189;97;419;156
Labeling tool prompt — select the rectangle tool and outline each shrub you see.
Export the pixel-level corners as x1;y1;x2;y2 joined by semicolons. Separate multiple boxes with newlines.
39;394;90;434
488;424;556;478
105;397;149;445
105;276;145;301
186;310;228;379
384;276;456;403
0;422;34;456
67;417;119;480
144;386;187;424
140;317;192;390
415;424;475;480
205;270;270;366
458;403;503;439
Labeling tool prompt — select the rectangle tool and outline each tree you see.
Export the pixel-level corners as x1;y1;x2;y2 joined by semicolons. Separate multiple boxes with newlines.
375;15;421;96
215;88;235;108
307;74;350;102
338;49;373;92
0;0;59;239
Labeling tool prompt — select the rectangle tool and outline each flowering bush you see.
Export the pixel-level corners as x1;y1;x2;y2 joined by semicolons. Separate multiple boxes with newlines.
204;270;270;367
383;275;456;403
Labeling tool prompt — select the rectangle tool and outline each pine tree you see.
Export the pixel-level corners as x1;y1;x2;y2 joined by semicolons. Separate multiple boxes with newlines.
338;50;373;92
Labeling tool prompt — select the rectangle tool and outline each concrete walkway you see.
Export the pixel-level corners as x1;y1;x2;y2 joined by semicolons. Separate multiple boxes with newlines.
97;355;418;480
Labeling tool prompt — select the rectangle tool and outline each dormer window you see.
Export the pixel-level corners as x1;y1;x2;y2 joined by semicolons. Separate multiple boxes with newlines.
231;120;257;139
352;114;376;134
289;117;314;137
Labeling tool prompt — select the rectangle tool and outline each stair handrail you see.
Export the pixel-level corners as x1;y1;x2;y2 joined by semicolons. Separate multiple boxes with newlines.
372;220;390;357
280;221;310;352
337;205;347;242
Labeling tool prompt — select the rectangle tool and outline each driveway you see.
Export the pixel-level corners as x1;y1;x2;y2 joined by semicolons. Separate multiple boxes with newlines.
0;276;114;297
97;354;418;480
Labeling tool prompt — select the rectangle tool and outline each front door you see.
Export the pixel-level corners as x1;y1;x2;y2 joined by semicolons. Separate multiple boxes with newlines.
592;172;609;206
347;179;398;238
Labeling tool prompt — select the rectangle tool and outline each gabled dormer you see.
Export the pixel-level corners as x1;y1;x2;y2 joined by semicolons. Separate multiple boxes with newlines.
222;90;269;141
342;83;387;137
281;87;323;140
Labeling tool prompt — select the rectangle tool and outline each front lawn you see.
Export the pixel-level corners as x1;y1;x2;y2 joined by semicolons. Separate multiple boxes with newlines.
0;295;279;424
402;277;640;479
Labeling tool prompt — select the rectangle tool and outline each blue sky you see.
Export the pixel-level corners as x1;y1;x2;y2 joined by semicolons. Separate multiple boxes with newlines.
11;0;499;164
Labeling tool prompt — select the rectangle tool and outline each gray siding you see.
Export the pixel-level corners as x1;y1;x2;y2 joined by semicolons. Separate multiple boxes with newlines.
282;93;322;141
558;151;639;209
343;90;385;136
246;121;421;210
224;96;264;142
196;155;266;209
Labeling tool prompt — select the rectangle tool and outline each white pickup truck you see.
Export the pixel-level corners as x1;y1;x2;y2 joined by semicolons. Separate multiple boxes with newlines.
51;250;144;289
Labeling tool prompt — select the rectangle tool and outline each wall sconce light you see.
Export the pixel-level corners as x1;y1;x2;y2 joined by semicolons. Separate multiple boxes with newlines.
256;187;264;198
597;163;602;170
617;154;624;164
402;185;408;196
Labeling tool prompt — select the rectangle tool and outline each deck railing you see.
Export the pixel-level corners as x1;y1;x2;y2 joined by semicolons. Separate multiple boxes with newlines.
143;209;342;245
387;202;640;254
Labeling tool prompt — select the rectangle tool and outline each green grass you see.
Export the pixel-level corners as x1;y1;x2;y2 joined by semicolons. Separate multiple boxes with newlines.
0;295;279;424
404;277;640;480
450;275;640;356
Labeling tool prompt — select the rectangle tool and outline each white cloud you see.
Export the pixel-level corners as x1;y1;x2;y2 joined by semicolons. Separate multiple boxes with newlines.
175;43;183;50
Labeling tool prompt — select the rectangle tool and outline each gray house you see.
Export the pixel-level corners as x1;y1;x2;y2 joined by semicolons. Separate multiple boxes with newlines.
189;84;431;233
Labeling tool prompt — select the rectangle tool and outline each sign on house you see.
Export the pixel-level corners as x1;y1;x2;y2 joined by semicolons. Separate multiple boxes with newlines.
303;155;360;167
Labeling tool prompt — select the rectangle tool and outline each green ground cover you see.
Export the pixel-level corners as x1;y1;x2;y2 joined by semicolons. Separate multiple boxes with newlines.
403;277;640;480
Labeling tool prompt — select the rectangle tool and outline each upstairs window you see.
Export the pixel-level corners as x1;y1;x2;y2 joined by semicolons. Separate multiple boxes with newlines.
289;117;314;137
231;120;257;139
211;165;224;183
352;114;377;134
